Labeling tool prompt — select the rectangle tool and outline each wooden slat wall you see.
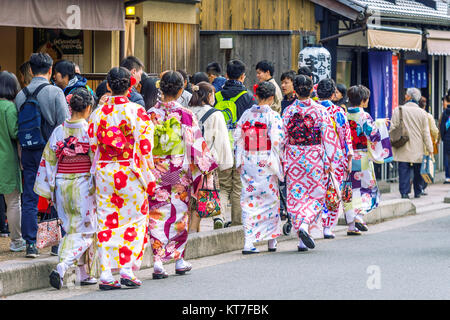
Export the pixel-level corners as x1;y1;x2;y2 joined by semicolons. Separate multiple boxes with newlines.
198;0;319;33
147;21;200;75
200;33;292;90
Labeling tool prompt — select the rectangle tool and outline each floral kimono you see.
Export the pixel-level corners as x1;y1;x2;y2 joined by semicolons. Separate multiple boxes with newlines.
344;107;392;224
319;100;354;230
88;96;156;273
282;98;342;232
34;119;97;274
147;101;218;263
234;104;284;245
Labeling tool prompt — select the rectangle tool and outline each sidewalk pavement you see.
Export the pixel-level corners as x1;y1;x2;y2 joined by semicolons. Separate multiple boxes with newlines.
0;173;448;297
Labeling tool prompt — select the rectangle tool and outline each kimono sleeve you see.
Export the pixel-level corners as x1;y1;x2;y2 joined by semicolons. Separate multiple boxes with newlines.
337;109;354;159
185;111;218;194
33;133;58;201
368;119;394;164
320;109;343;175
268;111;285;181
233;111;247;169
132;106;156;196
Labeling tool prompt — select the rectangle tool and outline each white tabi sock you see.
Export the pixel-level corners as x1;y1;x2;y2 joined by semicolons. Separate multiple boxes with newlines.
323;227;332;236
300;222;309;233
348;221;357;231
99;269;114;283
56;262;69;280
176;258;188;269
78;265;89;281
356;214;364;223
298;239;308;249
244;238;255;250
120;266;135;279
153;260;165;273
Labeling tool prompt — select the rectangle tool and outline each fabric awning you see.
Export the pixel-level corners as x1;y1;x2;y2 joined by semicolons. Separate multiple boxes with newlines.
0;0;125;31
367;27;422;52
426;30;450;56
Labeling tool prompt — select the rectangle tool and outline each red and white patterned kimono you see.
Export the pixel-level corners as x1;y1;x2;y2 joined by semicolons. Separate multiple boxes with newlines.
282;98;342;232
88;96;156;273
147;101;218;263
319;100;354;230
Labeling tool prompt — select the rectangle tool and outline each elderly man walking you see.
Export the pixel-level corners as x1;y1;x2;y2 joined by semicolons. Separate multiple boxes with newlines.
390;88;433;199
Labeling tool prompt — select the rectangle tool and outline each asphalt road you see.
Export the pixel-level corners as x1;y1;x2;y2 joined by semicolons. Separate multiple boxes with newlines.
7;206;450;300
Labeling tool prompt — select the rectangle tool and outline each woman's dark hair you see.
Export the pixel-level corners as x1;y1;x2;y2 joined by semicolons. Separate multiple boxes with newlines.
141;77;160;110
297;66;313;78
255;81;276;100
95;80;110;101
70;87;94;113
0;71;21;101
192;72;209;85
336;83;347;97
160;71;184;98
107;67;131;95
189;81;215;106
347;85;371;107
317;78;336;100
294;74;313;98
206;62;222;76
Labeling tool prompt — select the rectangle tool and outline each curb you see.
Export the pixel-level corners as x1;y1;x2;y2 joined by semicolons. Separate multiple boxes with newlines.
445;191;450;204
0;198;416;297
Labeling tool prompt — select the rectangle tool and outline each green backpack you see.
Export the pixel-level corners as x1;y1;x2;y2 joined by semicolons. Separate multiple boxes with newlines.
215;90;247;150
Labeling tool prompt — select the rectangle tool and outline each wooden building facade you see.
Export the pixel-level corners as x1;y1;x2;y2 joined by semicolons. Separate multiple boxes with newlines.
197;0;321;88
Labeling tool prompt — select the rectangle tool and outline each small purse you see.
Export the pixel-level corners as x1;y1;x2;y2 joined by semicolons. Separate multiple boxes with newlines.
196;173;221;218
342;175;353;203
325;173;341;212
36;207;62;249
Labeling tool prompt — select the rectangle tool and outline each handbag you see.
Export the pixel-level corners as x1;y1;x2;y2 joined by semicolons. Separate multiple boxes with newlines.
196;173;221;218
341;175;353;203
420;155;434;184
325;173;341;212
390;106;409;148
36;206;62;249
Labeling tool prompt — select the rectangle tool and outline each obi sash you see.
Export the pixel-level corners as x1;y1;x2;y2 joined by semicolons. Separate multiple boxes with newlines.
55;136;91;174
242;121;271;152
286;113;321;146
153;117;184;156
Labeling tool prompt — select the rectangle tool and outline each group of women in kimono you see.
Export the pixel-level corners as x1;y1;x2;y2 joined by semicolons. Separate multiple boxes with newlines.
34;65;391;292
238;76;392;253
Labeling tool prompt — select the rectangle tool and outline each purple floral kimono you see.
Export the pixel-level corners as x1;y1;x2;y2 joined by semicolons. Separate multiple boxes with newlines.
147;101;218;263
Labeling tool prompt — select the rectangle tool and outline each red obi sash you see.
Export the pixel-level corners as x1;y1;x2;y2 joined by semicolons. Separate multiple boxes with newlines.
55;137;91;174
242;121;271;151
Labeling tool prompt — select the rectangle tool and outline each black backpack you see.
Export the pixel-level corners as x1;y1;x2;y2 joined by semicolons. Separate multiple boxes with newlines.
17;84;51;150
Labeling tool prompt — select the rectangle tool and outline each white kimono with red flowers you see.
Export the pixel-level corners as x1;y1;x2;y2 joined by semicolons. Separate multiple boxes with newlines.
88;96;156;273
234;104;284;244
34;119;97;274
147;101;218;263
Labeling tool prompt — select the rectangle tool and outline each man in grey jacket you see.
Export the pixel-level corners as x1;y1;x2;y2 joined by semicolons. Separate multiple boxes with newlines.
15;53;69;258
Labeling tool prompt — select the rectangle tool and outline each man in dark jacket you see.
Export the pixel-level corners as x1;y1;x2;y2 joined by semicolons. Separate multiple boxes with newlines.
214;60;255;226
280;70;297;115
440;95;450;178
120;56;145;107
53;60;96;100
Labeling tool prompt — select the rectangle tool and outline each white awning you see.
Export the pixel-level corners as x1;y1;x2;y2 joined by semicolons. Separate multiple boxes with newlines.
0;0;125;31
367;26;422;52
426;30;450;56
